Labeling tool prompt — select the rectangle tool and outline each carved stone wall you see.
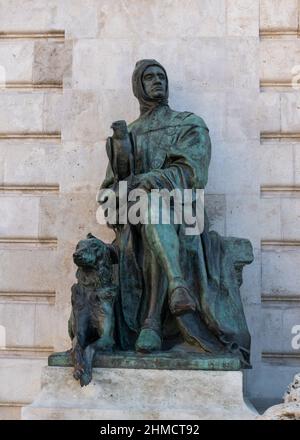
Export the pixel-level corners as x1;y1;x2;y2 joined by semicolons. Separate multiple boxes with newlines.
0;0;299;419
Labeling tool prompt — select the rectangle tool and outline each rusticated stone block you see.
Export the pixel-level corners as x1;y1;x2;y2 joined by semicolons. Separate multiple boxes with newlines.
33;41;72;84
260;0;299;31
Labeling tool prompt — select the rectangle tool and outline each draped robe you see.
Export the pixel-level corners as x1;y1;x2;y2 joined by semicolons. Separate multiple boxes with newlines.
101;104;253;365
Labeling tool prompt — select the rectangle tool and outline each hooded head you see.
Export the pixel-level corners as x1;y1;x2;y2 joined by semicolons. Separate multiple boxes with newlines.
132;59;169;115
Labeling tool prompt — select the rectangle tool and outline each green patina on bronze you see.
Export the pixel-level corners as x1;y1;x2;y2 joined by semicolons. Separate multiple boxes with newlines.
100;59;253;359
50;59;254;386
49;350;245;371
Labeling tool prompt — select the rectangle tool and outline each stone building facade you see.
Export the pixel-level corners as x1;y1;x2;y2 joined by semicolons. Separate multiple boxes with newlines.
0;0;299;419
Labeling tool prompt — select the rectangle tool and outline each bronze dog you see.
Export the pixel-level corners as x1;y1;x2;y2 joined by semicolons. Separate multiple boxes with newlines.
68;233;118;386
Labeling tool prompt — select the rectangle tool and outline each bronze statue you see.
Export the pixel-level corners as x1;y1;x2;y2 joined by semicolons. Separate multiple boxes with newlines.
50;59;254;385
99;59;253;361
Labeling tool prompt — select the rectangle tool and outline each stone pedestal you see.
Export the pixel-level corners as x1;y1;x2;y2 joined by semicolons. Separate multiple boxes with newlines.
22;365;257;420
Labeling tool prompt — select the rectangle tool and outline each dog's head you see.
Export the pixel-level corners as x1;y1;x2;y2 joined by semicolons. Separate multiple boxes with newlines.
73;233;117;269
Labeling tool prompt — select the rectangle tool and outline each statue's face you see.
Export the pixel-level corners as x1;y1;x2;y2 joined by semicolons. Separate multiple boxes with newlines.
142;65;167;99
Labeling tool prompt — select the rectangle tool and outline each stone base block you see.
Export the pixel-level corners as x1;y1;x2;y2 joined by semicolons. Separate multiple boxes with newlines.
22;366;257;420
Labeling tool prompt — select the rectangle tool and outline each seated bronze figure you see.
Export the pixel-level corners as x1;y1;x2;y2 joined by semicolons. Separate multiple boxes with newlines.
99;59;253;360
51;59;253;386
